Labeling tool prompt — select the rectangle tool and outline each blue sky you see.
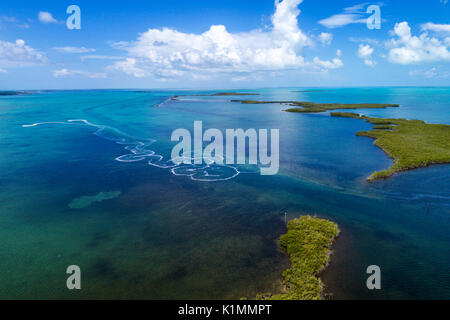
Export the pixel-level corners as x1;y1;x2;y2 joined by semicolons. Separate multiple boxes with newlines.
0;0;449;89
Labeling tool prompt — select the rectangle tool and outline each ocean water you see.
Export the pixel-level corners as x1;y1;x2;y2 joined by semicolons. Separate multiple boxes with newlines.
0;87;449;299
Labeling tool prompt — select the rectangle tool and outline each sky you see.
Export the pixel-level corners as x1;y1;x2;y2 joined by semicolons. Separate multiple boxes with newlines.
0;0;449;90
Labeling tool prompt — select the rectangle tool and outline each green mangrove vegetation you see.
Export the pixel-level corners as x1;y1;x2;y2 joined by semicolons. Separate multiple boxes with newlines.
230;99;292;104
330;112;450;181
329;111;363;119
257;215;340;300
231;100;399;113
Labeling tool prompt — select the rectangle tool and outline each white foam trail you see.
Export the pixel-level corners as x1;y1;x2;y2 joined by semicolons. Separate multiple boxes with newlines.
23;121;71;128
22;119;245;182
154;97;173;108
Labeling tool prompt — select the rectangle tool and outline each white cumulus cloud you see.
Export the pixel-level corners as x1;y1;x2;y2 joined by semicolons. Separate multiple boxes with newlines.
318;32;333;46
109;0;342;79
358;44;376;67
312;56;343;69
318;3;368;29
0;39;47;68
53;68;107;79
53;47;96;54
387;22;450;64
421;22;450;34
38;11;59;24
107;58;146;78
80;55;123;62
409;66;449;79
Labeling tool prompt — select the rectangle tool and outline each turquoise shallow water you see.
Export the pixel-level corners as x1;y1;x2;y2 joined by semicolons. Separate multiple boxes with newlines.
0;87;449;299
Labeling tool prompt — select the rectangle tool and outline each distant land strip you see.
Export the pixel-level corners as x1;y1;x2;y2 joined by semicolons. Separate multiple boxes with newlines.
0;91;33;96
172;92;260;100
231;99;399;113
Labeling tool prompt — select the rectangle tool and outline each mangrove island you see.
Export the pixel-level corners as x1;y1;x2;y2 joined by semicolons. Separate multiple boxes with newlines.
330;112;450;181
231;100;399;113
257;215;340;300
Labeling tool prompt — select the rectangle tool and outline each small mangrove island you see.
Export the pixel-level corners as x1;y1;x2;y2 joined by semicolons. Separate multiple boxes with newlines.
257;215;340;300
231;100;398;113
330;112;450;181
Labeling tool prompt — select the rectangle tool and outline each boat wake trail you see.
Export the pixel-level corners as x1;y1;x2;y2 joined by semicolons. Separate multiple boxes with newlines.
22;119;244;182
